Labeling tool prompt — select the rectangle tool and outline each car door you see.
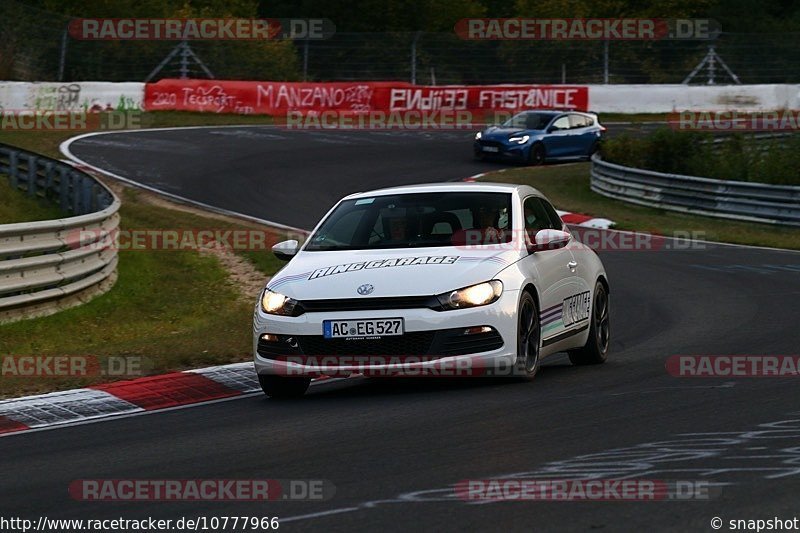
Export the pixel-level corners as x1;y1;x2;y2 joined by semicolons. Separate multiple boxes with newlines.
542;115;571;157
519;196;580;343
540;197;593;336
568;113;597;156
566;114;592;156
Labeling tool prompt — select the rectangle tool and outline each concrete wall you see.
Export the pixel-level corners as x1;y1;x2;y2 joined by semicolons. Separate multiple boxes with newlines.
1;81;797;115
588;84;800;113
0;82;144;112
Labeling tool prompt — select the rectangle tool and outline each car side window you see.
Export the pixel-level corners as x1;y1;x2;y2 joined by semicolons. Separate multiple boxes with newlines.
540;198;565;230
551;116;570;131
569;114;588;129
523;197;556;241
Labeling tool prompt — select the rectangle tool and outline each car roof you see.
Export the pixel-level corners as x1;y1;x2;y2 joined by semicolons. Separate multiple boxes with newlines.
343;181;544;200
515;109;595;117
516;110;561;115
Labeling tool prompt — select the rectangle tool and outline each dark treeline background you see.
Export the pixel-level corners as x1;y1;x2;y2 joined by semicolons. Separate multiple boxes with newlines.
2;0;799;83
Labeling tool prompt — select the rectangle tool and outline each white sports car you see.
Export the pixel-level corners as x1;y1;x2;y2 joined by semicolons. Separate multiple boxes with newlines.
253;182;610;397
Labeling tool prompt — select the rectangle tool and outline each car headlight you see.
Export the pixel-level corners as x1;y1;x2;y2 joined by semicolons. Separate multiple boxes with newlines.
260;288;299;316
437;280;503;310
508;135;530;144
475;131;482;140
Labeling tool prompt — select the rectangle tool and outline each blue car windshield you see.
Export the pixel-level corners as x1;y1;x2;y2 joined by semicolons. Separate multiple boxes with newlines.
502;112;553;130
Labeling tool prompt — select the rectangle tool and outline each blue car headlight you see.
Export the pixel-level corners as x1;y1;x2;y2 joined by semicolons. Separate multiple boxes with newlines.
475;131;482;140
508;135;530;144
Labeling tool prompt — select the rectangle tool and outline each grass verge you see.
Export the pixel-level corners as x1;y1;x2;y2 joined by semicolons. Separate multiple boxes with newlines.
484;163;800;250
0;186;290;398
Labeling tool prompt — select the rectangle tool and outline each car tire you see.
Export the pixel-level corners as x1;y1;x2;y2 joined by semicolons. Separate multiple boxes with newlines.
568;281;610;365
258;374;311;398
589;140;600;157
513;291;541;379
474;150;485;161
528;143;545;166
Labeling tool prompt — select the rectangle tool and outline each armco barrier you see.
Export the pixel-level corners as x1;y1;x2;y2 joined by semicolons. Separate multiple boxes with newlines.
590;154;800;226
0;143;120;323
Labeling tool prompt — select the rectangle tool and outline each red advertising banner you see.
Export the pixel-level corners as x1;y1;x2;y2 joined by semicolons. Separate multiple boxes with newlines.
144;79;588;116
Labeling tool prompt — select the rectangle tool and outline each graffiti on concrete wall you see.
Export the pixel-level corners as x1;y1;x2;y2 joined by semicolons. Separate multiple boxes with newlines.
12;83;145;112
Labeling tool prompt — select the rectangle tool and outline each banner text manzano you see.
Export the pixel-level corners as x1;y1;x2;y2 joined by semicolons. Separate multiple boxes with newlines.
144;80;589;115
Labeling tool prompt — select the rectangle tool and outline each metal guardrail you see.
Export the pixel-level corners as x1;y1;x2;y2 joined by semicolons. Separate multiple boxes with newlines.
590;154;800;227
0;143;120;323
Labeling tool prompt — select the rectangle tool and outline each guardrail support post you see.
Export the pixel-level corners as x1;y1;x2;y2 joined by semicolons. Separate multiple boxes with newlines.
72;172;81;214
44;161;55;193
9;151;18;188
82;176;93;215
58;166;69;211
27;155;38;198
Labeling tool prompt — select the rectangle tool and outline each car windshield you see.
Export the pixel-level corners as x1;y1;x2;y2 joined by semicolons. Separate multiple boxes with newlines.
501;112;553;130
305;192;513;251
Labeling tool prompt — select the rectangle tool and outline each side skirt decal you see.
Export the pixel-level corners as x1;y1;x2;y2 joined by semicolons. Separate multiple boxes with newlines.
542;323;589;347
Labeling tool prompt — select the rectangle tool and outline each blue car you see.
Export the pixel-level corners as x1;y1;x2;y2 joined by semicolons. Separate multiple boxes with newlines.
473;110;605;165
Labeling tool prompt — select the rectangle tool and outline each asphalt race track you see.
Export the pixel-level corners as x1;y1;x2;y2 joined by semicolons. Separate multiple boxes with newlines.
63;123;660;229
2;126;799;532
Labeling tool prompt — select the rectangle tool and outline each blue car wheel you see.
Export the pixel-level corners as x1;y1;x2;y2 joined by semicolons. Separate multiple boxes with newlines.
528;143;545;166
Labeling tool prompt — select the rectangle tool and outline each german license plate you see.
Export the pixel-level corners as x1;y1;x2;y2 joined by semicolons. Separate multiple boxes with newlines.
323;318;404;339
482;146;499;152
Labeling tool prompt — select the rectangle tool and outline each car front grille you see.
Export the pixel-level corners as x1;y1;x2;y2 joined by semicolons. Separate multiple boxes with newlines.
296;296;441;314
477;140;505;149
296;332;436;356
257;327;504;361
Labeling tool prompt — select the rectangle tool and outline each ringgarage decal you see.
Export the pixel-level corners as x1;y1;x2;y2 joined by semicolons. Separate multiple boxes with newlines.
541;291;591;335
307;256;459;280
562;291;591;327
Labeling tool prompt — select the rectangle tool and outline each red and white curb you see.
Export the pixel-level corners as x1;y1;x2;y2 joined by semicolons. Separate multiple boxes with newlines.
555;210;615;230
462;172;615;230
0;363;332;437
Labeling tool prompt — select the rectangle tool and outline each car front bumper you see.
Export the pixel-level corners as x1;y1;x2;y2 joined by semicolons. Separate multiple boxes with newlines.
474;140;526;159
253;289;520;377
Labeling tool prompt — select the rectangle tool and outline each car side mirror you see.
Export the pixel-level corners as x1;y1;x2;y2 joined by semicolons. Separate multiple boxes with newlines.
547;126;556;133
272;239;299;261
528;229;571;252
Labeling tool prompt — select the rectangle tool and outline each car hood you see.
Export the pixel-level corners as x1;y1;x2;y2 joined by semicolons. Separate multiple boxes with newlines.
266;246;520;300
481;126;542;141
